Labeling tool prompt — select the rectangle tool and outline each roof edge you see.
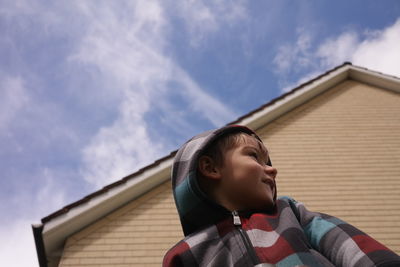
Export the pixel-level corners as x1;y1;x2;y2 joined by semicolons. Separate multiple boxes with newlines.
348;64;400;93
41;151;176;224
234;63;352;129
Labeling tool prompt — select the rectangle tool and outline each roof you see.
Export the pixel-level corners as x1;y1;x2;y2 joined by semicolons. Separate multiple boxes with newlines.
32;62;400;267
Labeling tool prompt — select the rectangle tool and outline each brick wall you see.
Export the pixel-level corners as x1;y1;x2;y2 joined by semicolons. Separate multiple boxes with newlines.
59;182;181;266
258;80;400;252
58;80;400;266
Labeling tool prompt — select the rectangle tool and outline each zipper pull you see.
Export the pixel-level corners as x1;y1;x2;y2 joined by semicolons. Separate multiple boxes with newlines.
232;211;241;226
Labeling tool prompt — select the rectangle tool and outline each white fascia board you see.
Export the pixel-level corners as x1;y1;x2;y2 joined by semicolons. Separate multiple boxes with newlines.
42;157;173;267
348;67;400;93
240;65;351;130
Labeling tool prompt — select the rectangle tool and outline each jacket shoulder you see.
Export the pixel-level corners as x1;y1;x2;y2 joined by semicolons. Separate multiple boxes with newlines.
277;195;298;204
163;239;189;267
163;237;200;267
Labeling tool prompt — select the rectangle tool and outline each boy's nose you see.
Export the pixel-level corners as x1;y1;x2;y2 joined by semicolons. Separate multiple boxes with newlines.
264;165;277;180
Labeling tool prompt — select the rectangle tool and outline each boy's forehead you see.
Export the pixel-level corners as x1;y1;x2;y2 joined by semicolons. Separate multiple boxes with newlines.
238;133;268;151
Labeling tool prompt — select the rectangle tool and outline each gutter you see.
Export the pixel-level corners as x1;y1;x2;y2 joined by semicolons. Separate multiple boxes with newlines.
32;223;48;267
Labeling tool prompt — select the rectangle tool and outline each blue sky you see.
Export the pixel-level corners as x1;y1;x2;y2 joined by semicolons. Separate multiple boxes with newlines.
1;1;400;265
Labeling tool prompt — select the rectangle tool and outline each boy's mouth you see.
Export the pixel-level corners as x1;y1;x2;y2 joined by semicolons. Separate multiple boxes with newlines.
262;179;275;191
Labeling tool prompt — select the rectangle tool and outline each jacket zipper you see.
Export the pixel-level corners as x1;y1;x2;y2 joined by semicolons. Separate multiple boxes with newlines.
232;211;259;265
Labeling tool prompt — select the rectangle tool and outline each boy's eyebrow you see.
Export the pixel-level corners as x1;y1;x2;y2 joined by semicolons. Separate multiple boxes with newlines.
242;144;269;157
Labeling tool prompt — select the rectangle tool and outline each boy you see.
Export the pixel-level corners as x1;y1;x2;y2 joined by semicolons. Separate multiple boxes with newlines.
163;125;400;266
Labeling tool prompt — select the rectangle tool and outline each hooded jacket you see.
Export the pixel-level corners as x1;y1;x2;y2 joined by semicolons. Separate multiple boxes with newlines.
163;125;400;267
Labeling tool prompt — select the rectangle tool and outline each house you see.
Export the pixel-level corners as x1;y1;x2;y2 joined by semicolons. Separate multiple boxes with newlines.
32;62;400;266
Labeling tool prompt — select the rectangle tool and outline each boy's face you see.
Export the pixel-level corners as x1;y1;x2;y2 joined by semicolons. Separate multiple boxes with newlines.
217;134;277;211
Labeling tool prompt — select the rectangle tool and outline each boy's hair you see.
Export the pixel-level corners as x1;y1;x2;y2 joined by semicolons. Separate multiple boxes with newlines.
199;131;270;168
200;132;247;167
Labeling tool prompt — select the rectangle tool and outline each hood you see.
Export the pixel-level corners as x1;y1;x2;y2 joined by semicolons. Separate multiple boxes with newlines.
171;125;277;236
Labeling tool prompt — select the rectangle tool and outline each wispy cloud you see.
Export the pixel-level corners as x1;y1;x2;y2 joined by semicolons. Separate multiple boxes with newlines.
1;0;245;265
72;1;239;188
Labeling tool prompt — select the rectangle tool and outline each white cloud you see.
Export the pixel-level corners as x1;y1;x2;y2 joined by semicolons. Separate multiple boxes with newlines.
171;66;236;126
315;18;400;77
274;18;400;92
172;0;247;47
81;109;163;188
0;72;80;153
273;29;313;74
316;32;359;68
0;168;68;267
352;19;400;77
0;75;29;131
316;19;400;76
273;44;294;74
0;0;35;17
0;219;39;267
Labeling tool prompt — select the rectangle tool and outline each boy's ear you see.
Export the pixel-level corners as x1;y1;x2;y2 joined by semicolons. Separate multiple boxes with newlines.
198;155;221;180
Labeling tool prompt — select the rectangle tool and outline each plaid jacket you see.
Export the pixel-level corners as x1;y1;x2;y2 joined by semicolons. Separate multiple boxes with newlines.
164;125;400;266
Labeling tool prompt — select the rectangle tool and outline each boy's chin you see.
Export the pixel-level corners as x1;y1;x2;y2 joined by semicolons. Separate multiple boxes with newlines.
247;199;276;212
263;200;276;211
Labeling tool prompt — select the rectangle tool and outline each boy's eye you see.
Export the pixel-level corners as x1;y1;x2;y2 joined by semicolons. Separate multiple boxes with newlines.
249;152;258;159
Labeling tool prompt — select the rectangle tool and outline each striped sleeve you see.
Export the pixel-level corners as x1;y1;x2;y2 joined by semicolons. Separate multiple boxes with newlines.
289;198;400;267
